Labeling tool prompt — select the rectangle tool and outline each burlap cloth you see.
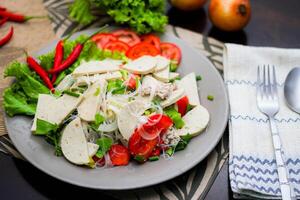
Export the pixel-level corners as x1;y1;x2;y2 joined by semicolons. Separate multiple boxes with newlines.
0;0;227;199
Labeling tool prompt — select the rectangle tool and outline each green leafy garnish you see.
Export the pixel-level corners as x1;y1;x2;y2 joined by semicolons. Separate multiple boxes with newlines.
35;119;58;135
95;137;113;158
175;134;192;151
63;90;80;97
3;62;50;117
94;113;105;127
3;87;36;117
148;156;160;161
207;95;214;101
134;155;146;163
164;107;185;129
94;87;101;96
170;62;178;72
186;104;194;112
196;75;202;81
69;0;168;34
90;113;105;131
166;147;175;156
69;0;95;25
107;79;126;94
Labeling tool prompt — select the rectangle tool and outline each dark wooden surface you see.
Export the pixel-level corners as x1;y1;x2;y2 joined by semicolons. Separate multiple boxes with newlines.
1;0;300;199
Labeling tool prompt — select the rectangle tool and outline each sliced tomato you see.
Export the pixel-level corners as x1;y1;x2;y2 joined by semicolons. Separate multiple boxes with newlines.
108;144;130;166
140;34;161;51
104;41;129;53
128;114;172;162
129;130;159;162
176;96;189;116
91;33;117;49
124;74;139;90
112;30;141;46
126;42;160;60
160;42;182;64
150;148;161;157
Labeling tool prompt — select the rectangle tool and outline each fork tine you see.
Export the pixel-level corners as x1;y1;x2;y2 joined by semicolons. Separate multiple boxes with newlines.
257;66;262;99
267;65;272;99
272;65;278;95
262;65;267;98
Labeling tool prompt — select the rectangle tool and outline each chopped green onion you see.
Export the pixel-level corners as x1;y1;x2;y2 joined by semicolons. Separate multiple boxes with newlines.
166;147;174;156
207;95;214;101
63;90;80;97
134;155;145;163
94;87;101;96
196;75;202;81
148;156;160;161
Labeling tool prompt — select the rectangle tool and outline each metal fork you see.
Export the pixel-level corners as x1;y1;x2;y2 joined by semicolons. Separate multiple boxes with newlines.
256;65;296;200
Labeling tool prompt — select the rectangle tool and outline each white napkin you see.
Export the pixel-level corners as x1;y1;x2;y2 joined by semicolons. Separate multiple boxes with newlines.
224;43;300;199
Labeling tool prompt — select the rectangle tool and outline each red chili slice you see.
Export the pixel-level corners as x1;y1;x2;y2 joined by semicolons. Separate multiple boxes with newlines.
140;34;161;51
103;40;129;53
126;42;160;60
91;33;117;49
112;29;141;46
160;42;182;64
108;144;130;166
176;96;189;116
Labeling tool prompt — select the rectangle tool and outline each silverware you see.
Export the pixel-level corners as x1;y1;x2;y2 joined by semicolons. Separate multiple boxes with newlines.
256;65;296;200
284;67;300;113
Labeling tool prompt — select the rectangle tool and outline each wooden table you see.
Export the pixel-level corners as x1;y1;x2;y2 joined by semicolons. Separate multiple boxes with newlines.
1;0;300;199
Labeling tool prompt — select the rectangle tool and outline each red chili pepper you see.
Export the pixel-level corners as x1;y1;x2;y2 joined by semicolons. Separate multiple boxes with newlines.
48;44;83;74
0;10;45;22
0;17;8;26
26;55;54;92
0;6;6;11
48;25;109;74
51;40;64;83
0;26;13;47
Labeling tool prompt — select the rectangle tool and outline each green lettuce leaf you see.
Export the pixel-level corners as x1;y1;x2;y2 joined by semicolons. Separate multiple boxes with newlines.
35;119;58;135
69;0;95;25
95;137;113;158
4;61;49;101
3;87;36;117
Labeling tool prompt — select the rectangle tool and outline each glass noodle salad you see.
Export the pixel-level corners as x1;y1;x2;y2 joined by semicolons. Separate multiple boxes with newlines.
3;28;210;168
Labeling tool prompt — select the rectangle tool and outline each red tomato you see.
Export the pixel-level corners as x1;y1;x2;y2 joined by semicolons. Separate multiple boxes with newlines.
160;42;182;64
176;96;189;116
91;33;117;49
125;74;139;90
128;114;173;162
150;148;161;157
112;30;141;46
129;130;159;162
104;41;129;53
108;144;130;166
140;34;161;51
126;42;160;60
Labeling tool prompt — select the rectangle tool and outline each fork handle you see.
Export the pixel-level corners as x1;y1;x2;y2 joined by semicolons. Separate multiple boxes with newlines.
269;117;296;200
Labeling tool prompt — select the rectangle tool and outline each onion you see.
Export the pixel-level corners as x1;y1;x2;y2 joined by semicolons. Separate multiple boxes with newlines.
103;152;114;168
138;125;161;140
209;0;251;31
98;120;118;132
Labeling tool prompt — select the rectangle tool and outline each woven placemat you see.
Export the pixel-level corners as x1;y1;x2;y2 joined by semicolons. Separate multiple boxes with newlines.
0;0;228;199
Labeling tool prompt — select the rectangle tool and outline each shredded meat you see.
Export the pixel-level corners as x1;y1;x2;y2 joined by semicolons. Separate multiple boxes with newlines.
141;82;177;100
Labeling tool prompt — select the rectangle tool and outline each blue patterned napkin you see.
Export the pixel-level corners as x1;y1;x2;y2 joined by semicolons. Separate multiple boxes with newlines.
224;44;300;199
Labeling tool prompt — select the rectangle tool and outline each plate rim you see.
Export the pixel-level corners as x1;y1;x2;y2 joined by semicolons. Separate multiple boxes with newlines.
5;28;229;190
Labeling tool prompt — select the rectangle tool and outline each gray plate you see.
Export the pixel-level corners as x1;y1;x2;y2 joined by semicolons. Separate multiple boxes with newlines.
5;28;229;190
